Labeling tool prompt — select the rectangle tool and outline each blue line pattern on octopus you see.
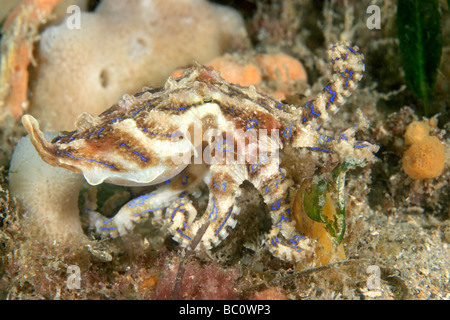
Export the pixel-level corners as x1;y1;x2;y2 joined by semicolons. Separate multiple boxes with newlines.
22;42;377;261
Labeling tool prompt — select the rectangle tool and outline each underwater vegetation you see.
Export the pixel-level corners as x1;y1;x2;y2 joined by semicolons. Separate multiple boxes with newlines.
0;0;448;301
397;0;442;116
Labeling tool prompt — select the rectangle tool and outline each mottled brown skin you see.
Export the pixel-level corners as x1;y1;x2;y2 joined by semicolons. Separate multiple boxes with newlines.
22;42;373;261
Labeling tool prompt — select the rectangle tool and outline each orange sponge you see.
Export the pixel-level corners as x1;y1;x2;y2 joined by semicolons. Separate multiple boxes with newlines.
256;52;307;84
402;121;446;180
404;120;430;145
171;52;307;100
207;55;262;87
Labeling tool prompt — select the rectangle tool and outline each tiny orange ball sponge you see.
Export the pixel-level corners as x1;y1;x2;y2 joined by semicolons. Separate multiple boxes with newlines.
402;135;445;179
404;120;430;145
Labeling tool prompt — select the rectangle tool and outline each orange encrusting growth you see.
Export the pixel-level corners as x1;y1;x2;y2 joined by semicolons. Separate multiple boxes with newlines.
402;121;446;180
0;0;64;120
171;52;307;100
207;55;262;87
256;52;307;84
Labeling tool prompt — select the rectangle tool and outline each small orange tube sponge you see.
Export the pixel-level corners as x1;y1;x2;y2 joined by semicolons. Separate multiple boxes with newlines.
402;121;446;180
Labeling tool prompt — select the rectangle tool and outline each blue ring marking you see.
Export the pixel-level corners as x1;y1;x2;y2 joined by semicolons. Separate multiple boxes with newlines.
208;198;218;222
251;154;268;171
274;178;279;187
283;124;293;138
246;119;258;129
134;206;164;217
213;182;227;191
58;152;116;169
355;144;369;149
216;207;233;236
132;150;148;162
165;180;170;184
217;139;233;152
164;133;177;137
128;193;155;208
309;147;333;153
176;229;192;241
171;204;184;220
346;46;356;53
86;127;104;138
131;107;143;117
318;135;326;145
324;85;336;102
142;127;148;133
271;199;282;210
278;168;285;179
277;103;284;110
111;116;122;123
264;186;270;194
120;143;148;162
181;175;189;186
341;69;354;89
275;215;288;228
338;133;348;142
306;102;321;117
179;191;186;198
172;106;188;111
100;227;116;231
271;238;279;247
318;135;335;145
290;235;301;244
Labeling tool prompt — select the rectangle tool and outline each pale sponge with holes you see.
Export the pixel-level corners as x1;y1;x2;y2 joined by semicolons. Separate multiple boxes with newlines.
29;0;248;130
9;133;86;243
